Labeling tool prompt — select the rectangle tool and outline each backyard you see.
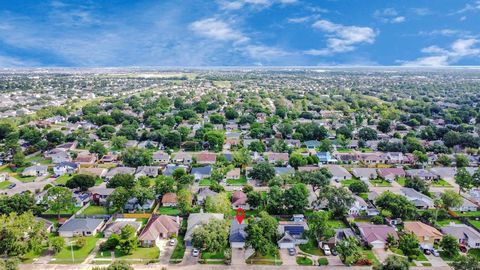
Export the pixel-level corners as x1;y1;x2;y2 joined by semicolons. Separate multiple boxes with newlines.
369;179;392;187
157;206;181;215
81;205;111;215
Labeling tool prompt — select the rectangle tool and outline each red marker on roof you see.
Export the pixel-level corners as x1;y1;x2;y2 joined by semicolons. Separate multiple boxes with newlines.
235;208;245;224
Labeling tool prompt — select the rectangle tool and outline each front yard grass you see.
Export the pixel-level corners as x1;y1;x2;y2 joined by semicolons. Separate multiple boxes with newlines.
436;219;461;227
296;256;313;266
363;250;379;265
114;246;159;261
455;211;480;217
341;179;359;187
226;176;247;186
201;250;225;260
327;220;348;229
318;257;329;265
0;180;13;189
468;248;480;259
246;252;282;265
55;174;73;185
369;179;392;187
299;239;324;256
52;235;101;264
469;220;480;230
199;179;212;186
157;206;181;215
431;179;453;187
396;177;406;186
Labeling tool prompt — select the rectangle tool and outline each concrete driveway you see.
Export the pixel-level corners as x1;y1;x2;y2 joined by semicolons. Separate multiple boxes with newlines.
181;247;199;266
279;249;296;266
231;248;246;265
326;255;344;266
372;248;389;263
425;254;448;267
157;239;174;264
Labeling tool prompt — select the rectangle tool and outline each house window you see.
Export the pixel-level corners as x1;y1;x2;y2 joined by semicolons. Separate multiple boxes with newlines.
476;243;480;247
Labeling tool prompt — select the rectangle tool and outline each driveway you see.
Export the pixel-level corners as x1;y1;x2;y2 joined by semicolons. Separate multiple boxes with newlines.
279;249;296;266
157;240;174;264
181;247;199;266
326;255;344;266
372;248;389;263
231;248;246;265
426;254;449;267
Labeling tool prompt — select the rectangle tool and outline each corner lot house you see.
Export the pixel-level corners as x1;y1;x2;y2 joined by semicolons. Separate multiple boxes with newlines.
356;223;398;249
139;215;181;247
404;221;443;247
185;213;223;246
441;224;480;249
58;218;104;237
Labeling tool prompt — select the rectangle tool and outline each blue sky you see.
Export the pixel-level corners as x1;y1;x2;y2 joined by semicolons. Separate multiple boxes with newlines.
0;0;479;67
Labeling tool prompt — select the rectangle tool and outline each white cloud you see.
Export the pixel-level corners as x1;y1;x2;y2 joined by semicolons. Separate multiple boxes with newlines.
287;16;311;23
218;0;297;10
411;8;431;16
401;38;480;66
374;8;406;23
189;18;249;43
418;29;470;37
305;20;376;56
241;45;290;59
453;0;480;14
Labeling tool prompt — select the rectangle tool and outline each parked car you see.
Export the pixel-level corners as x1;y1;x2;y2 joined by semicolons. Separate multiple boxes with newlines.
8;183;16;189
288;248;296;256
331;249;338;256
192;249;199;257
431;249;439;257
423;249;431;255
323;244;331;256
169;239;176;246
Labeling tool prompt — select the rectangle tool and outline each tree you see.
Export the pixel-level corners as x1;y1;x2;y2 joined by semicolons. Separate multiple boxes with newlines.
46;130;65;144
336;236;362;265
473;168;480;188
204;193;230;215
233;148;251;168
177;174;194;187
191;219;230;252
245;211;278;256
108;187;130;213
43;186;73;218
248;162;275;184
120;147;152;167
111;136;128;149
0;257;20;270
0;192;42;215
177;189;192;214
154;176;175;196
405;177;429;195
107;174;135;189
12;151;26;167
436;155;452;166
377;120;392;133
104;261;134;270
413;150;428;167
209;113;225;124
132;185;154;212
224;107;239;120
308;211;334;241
266;186;285;214
358;127;378;141
204;130;225;151
373;255;410;270
0;212;47;257
398;233;420;260
349;181;369;194
283;183;309;213
247;191;263;209
297;168;332;197
248;141;265;152
451;254;480;270
288;153;306;169
440;234;459;258
455;154;469;168
455;167;472;194
440;190;462;209
49;236;65;254
90;142;108;158
66;174;96;191
318;186;354;217
375;191;418;220
118;225;138;255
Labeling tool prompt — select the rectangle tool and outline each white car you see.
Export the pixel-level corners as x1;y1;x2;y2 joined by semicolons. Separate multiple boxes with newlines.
169;239;176;246
192;248;200;257
323;244;331;256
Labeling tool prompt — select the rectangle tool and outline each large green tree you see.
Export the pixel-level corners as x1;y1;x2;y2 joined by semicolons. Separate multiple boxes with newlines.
245;211;278;256
43;186;74;218
191;219;230;252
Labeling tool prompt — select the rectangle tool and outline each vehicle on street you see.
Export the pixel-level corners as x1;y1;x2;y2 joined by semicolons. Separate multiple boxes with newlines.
8;183;16;189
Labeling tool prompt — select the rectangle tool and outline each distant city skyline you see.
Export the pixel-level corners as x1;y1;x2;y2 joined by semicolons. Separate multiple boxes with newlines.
0;0;480;67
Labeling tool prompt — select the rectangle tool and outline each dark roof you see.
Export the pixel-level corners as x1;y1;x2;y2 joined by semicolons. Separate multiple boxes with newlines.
284;225;305;236
191;166;212;175
229;220;247;243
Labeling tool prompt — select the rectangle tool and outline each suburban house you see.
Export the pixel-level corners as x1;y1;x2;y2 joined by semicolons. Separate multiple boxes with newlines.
90;187;115;206
383;152;407;164
35;217;54;233
46;149;71;164
226;168;241;180
22;165;48;177
173;152;192;164
191;165;212;181
326;228;357;248
377;168;406;182
230;220;247;248
53;162;79;177
356;223;398;249
231;191;248;209
99;154;118;164
441;224;480;249
139;215;182;247
406;169;438;181
267;152;289;165
324;165;352;182
74;153;97;165
430;167;456;181
58;218;105;237
196;152;217;165
185;213;224;246
277;219;309;249
352;168;378;181
161;192;178;207
125;198;155;212
79;167;108;178
105;167;136;180
403;221;443;247
304;140;321;149
348;195;368;216
451;198;478;212
103;219;142;238
196;188;218;205
400;188;434;209
56;142;77;151
163;164;188;176
274;167;295;176
153;151;170;165
135;166;160;178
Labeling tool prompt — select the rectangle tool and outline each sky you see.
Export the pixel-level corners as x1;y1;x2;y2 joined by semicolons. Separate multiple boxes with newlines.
0;0;480;67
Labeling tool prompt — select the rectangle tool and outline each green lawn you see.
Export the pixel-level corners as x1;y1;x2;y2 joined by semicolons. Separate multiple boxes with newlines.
95;250;112;259
415;252;428;261
431;179;453;187
27;155;52;165
246;252;282;265
469;220;480;230
170;235;185;263
299;239;324;256
327;220;348;228
296;256;313;266
341;179;360;187
95;178;104;186
201;250;225;260
44;206;82;216
52;235;101;264
199;179;212;186
157;207;181;215
396;177;406;186
17;175;37;183
363;250;380;265
82;205;111;215
0;180;13;189
226;176;247;186
455;211;480;217
114;246;159;260
467;248;480;259
436;219;461;227
318;257;329;265
369;179;392;187
55;174;73;185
